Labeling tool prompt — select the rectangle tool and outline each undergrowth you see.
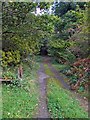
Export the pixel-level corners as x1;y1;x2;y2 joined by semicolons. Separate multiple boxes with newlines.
52;59;89;97
2;56;41;118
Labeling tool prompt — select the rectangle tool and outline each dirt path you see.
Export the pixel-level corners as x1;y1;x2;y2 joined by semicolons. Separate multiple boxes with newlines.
43;56;70;90
36;63;50;118
43;56;88;112
48;63;70;90
49;63;88;112
36;56;88;118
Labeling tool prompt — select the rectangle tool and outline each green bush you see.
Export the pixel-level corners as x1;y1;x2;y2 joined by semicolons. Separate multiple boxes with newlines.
0;50;20;68
2;71;16;80
48;40;76;64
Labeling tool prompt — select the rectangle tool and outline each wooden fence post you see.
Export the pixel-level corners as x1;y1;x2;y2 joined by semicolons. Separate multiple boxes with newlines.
18;65;23;80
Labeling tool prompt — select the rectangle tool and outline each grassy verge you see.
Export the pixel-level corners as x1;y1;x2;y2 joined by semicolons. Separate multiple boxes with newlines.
44;63;68;87
2;56;41;118
53;63;67;71
47;77;88;118
51;59;68;71
51;60;70;83
44;63;88;118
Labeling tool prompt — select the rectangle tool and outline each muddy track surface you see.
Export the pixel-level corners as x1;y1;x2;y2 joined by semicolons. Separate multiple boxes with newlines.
36;63;50;118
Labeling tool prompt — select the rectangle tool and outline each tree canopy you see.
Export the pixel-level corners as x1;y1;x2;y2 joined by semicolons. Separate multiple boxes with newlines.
1;2;89;68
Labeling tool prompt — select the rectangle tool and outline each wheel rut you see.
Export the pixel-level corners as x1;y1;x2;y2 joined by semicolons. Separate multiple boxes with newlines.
36;64;50;118
35;56;88;118
43;56;88;112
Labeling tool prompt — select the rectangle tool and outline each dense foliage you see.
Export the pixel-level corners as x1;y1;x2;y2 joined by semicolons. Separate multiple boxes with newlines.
1;2;90;119
2;2;51;68
1;1;90;95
